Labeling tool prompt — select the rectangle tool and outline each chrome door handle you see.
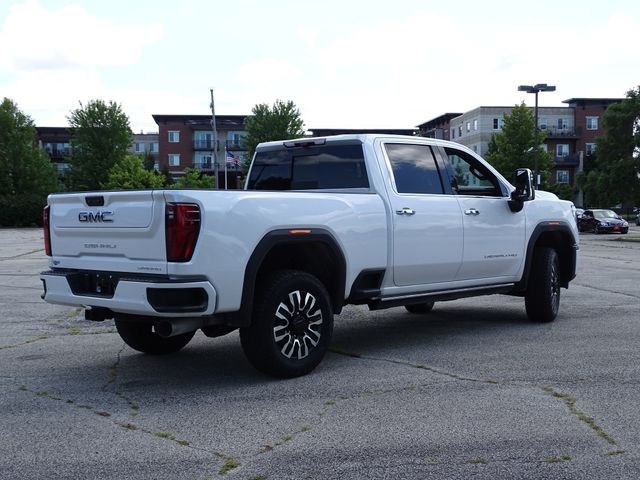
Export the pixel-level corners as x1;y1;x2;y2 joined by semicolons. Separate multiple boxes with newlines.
464;208;480;216
396;207;415;216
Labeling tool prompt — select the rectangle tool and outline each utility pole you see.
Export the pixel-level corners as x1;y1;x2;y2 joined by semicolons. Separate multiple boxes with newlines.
210;89;218;189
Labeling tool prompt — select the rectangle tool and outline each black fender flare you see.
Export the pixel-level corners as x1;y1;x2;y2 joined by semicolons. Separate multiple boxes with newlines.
514;221;578;292
227;228;347;327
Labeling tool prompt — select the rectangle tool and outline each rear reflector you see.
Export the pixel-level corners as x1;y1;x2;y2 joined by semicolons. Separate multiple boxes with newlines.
43;205;51;256
166;203;201;262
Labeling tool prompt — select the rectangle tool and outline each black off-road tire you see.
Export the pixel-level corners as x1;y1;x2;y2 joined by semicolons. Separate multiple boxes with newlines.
114;319;195;355
525;247;560;323
240;270;333;378
404;302;435;314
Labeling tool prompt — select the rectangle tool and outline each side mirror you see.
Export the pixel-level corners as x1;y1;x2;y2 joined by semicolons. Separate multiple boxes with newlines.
508;168;534;212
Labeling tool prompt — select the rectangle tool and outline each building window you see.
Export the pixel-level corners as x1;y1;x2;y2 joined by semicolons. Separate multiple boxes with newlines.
539;118;547;130
149;142;158;153
194;152;212;169
458;125;462;137
134;143;145;153
556;170;569;184
473;119;478;131
466;122;471;132
556;144;569;157
153;161;159;171
492;118;503;130
168;131;180;143
558;118;568;129
168;154;180;166
586;117;598;130
586;143;596;155
451;129;455;139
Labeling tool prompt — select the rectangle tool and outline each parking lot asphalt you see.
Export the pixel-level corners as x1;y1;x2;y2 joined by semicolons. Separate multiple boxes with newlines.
1;226;639;480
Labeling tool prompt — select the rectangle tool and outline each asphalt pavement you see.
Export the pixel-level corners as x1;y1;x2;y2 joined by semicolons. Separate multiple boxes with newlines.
1;226;639;479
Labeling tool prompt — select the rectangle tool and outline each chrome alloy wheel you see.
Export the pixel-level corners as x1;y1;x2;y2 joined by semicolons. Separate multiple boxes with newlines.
273;290;323;360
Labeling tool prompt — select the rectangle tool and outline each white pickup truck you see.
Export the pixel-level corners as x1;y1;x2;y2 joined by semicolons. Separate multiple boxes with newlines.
41;134;578;377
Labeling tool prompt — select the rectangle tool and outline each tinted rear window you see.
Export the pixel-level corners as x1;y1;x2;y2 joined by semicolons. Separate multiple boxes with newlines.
247;144;369;190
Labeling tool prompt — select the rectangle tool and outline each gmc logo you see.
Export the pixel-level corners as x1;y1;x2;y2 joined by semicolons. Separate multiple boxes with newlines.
78;211;114;223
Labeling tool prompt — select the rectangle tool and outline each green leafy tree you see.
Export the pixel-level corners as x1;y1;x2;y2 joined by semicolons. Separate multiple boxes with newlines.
485;103;553;187
582;86;640;207
242;99;306;170
172;167;215;189
103;154;165;190
68;100;133;191
140;150;156;171
0;98;60;226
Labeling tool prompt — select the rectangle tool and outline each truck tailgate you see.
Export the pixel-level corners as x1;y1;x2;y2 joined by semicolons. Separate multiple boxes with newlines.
48;190;167;275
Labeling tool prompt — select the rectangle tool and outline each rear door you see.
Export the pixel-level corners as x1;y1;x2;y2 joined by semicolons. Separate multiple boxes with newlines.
384;142;464;286
49;190;168;274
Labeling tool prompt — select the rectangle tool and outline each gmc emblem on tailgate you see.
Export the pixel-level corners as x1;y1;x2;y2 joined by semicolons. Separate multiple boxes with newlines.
78;211;114;223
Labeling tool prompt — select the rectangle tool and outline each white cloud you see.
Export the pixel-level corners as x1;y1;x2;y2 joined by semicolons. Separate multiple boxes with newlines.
0;0;163;71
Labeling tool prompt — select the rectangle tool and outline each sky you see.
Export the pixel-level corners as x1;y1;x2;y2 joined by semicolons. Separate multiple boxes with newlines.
0;0;638;133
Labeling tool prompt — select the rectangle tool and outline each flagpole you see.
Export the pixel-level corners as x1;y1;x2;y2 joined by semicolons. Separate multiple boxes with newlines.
224;145;228;190
209;89;218;190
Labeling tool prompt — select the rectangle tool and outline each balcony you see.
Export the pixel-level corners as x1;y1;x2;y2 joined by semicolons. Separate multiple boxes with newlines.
542;126;581;138
226;140;247;150
552;153;580;166
193;139;214;150
193;161;213;171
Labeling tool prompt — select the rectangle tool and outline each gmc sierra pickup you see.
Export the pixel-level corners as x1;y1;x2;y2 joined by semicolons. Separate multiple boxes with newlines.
41;134;578;377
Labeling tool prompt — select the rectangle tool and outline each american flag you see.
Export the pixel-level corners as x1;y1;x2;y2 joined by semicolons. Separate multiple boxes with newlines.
226;150;241;167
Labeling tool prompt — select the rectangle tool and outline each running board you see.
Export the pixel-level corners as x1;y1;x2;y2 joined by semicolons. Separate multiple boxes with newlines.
368;284;515;311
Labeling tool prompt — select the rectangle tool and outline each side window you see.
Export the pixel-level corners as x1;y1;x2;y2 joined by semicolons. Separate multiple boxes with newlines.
386;143;444;195
444;147;502;197
247;144;368;190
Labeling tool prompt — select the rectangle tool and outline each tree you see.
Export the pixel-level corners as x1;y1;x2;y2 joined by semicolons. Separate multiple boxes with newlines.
242;99;306;170
67;100;132;191
582;86;640;207
0;98;60;226
485;103;553;187
103;154;165;190
172;168;215;189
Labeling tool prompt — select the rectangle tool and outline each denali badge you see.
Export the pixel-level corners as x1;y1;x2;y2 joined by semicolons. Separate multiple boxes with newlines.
78;211;113;223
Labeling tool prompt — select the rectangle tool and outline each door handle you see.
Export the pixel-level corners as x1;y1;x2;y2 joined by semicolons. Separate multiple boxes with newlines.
396;207;415;216
464;208;480;216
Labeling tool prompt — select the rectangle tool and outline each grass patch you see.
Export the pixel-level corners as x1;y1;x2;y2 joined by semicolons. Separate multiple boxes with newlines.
300;425;311;432
324;400;336;406
466;457;487;465
329;347;362;358
69;327;81;335
153;431;175;441
611;236;640;243
606;450;626;456
218;456;240;475
94;411;111;417
543;387;617;446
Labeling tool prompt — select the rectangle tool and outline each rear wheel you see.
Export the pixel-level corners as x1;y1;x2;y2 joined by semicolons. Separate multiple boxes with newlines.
525;247;560;323
240;270;333;378
114;319;195;354
405;302;435;314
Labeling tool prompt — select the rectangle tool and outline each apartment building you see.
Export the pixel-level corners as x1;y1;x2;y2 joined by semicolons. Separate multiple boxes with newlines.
131;133;159;169
152;114;248;188
419;97;622;189
36;127;72;177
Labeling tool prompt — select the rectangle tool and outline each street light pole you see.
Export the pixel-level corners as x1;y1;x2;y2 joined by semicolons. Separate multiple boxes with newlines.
518;83;556;188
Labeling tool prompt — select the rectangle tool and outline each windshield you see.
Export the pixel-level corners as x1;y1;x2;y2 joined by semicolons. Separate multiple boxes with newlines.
593;209;618;219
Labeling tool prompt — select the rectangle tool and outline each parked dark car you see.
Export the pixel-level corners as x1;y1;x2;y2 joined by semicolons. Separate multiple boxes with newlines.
635;208;640;226
578;209;629;234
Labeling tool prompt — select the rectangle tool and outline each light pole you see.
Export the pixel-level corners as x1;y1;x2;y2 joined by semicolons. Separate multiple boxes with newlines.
518;83;556;187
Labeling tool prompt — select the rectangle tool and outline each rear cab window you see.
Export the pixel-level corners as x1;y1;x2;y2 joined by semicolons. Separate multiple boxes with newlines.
247;141;369;191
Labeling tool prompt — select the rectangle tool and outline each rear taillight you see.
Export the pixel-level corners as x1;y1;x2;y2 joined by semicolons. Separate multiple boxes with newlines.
43;205;52;256
165;203;201;262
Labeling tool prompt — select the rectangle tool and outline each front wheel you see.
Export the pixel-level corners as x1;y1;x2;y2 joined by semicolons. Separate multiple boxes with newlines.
525;247;560;323
114;319;195;355
240;270;333;378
